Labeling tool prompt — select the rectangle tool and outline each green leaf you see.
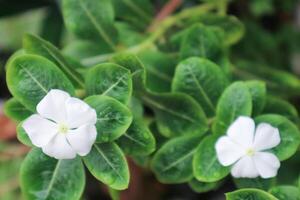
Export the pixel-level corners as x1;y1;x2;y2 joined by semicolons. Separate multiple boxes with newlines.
128;97;144;118
245;80;266;116
269;186;300;200
117;118;156;156
138;50;176;93
193;134;230;182
149;122;168;150
255;114;300;161
188;14;244;45
116;22;145;47
226;188;277;200
172;57;228;117
4;98;32;122
213;81;252;135
188;178;222;193
20;148;85;200
85;95;132;142
263;96;298;122
62;0;118;51
86;63;132;104
6;54;75;112
141;92;208;137
180;23;224;61
111;53;146;91
23;33;84;88
151;135;203;184
83;143;129;190
16;123;33;147
233;177;275;191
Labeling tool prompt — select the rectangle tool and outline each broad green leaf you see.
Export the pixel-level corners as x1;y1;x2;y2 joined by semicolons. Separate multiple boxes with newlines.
6;54;75;112
117;118;155;156
16;123;33;147
151;135;203;184
141;92;208;137
213;82;252;135
111;53;146;91
116;22;145;47
20;148;85;200
128;97;144;118
23;33;84;88
4;98;32;122
188;178;222;193
193;134;230;182
277;154;300;185
138;50;176;93
263;96;298;122
255;114;300;161
85;95;132;142
172;57;228;117
188;14;244;45
85;63;132;104
62;0;118;51
112;0;153;29
180;23;224;61
226;188;277;200
83;143;129;190
149;122;168;150
233;177;275;191
269;186;300;200
245;80;266;116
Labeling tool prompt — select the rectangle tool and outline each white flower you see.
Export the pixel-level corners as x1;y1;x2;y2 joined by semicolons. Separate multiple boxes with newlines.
215;116;281;179
23;89;97;159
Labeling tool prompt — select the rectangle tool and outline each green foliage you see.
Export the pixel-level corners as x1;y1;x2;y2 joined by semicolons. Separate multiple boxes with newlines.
245;80;266;116
151;135;203;183
188;178;223;193
233;178;275;191
269;186;300;200
226;188;277;200
4;98;32;122
85;95;133;142
83;143;129;190
20;148;85;200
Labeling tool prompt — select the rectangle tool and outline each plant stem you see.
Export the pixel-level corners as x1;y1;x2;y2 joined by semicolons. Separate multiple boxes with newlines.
81;3;216;66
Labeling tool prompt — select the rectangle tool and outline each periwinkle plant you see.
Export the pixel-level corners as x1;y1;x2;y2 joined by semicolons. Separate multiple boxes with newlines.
3;0;300;199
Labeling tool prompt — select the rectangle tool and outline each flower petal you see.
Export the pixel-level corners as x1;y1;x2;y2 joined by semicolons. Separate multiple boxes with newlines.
227;116;255;148
253;152;280;179
231;156;259;178
253;123;280;151
215;136;244;166
65;97;97;128
42;133;76;159
22;114;57;147
66;124;97;156
37;89;70;123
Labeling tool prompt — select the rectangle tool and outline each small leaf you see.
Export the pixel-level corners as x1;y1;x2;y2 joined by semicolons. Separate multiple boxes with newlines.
263;96;298;122
141;92;208;137
193;134;230;182
16;123;33;147
213;81;252;135
188;178;222;193
151;135;203;184
255;114;300;161
23;33;84;88
180;23;224;61
62;0;118;51
138;50;176;93
83;143;129;190
172;57;228;117
117;118;155;156
86;63;132;104
6;54;75;112
245;80;266;116
226;188;277;200
269;186;300;200
233;177;275;191
128;97;144;118
20;148;85;200
4;98;32;122
85;95;132;142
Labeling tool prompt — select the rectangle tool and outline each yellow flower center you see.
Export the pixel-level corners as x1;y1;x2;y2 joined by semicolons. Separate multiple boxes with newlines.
246;148;255;156
58;123;69;134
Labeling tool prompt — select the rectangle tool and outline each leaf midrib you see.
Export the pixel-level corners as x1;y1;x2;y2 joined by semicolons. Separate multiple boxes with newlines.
121;0;151;22
44;160;62;199
162;148;196;172
123;133;147;147
101;73;128;96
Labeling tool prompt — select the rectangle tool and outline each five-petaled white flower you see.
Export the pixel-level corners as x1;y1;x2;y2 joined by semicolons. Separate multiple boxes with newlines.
215;116;281;179
23;89;97;159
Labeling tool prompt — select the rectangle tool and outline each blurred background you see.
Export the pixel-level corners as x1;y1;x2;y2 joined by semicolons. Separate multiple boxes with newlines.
1;0;300;199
